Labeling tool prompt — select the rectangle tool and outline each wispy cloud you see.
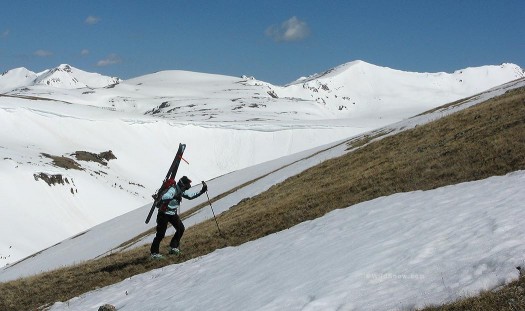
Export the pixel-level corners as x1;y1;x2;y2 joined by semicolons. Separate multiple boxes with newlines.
266;16;310;42
80;49;90;56
34;49;53;57
85;15;101;25
1;29;9;38
96;54;121;66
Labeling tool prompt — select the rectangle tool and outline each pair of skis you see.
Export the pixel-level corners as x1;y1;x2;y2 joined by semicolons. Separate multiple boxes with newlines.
145;143;186;224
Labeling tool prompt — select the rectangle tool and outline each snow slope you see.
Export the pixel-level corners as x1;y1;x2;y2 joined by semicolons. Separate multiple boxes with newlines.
0;61;522;268
48;171;525;311
0;105;355;267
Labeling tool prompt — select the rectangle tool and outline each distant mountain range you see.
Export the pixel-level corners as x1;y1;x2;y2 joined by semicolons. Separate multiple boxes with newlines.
0;61;525;127
2;61;523;121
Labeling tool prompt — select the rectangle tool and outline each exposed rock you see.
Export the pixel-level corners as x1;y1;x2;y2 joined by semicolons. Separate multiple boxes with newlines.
73;150;116;166
98;304;116;311
267;90;279;98
34;173;66;186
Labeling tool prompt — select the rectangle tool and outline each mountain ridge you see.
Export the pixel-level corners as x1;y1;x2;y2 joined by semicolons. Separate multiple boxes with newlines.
287;60;524;85
274;61;524;116
2;61;523;94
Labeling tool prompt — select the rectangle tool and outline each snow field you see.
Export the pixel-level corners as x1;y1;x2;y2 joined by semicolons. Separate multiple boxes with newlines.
0;99;360;266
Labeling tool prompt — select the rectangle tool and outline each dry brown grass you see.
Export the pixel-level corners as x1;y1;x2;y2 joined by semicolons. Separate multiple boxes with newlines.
41;153;83;170
73;150;116;166
422;273;525;311
0;86;524;310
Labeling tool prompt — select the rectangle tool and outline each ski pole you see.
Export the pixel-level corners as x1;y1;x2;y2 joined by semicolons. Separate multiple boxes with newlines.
205;190;222;236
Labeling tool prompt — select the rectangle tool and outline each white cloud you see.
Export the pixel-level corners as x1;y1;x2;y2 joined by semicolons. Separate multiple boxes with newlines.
85;15;101;25
96;54;121;66
1;29;9;38
266;16;310;42
34;49;53;57
80;49;90;56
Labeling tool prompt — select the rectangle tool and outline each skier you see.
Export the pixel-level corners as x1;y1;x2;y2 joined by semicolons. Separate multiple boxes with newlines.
150;176;207;259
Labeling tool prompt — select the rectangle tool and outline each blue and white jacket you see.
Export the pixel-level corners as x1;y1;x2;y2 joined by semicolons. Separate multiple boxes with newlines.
160;184;203;215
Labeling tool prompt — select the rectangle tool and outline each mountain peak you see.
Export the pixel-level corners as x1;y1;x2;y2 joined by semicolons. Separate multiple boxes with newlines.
0;64;122;91
0;67;38;92
32;64;121;89
57;64;73;73
343;59;369;67
1;67;34;76
288;60;377;85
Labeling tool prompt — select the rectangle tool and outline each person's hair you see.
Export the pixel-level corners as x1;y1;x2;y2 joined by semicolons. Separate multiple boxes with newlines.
178;176;192;189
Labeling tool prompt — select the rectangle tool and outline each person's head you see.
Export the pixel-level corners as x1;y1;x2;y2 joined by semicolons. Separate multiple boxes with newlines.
177;176;192;191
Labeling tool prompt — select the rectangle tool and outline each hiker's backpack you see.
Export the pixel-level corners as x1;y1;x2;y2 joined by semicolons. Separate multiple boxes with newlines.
156;178;176;212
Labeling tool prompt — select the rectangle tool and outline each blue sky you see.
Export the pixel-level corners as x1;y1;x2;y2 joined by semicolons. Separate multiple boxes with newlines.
1;1;523;85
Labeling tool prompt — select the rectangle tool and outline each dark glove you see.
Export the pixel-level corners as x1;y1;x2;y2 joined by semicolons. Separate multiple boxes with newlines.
200;181;208;194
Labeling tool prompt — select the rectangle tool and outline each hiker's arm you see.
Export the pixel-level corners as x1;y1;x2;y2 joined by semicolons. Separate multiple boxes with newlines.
161;187;176;200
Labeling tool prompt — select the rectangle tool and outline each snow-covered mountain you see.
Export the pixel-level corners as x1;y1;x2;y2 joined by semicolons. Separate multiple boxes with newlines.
0;67;37;92
0;64;120;92
35;64;120;89
277;60;524;118
0;61;523;268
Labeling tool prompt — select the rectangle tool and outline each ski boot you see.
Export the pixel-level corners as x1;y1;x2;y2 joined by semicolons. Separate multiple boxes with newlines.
168;247;182;256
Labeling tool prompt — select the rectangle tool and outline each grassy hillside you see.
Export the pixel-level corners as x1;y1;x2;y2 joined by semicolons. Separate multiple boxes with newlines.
0;85;524;310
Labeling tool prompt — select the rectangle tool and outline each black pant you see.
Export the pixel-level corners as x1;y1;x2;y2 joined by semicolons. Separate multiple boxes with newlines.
150;212;185;254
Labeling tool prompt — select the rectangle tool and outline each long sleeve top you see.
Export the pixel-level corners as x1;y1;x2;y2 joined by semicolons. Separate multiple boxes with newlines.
160;184;203;215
